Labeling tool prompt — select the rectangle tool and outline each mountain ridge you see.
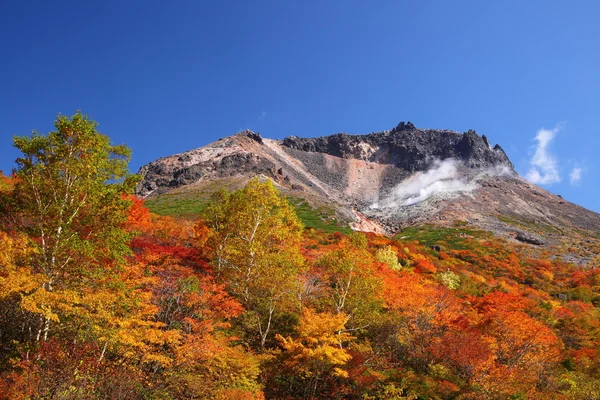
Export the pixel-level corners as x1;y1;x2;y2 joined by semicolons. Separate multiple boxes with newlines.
281;121;513;170
136;122;513;201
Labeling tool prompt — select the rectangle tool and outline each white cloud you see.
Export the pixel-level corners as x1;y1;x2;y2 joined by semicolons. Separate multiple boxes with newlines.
526;126;561;185
569;167;583;185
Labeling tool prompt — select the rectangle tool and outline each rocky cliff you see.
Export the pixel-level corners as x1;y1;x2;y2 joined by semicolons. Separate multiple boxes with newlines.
282;122;513;171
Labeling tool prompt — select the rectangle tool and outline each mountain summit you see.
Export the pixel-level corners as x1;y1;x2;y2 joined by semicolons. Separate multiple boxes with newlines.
281;121;512;171
136;122;600;257
136;122;512;202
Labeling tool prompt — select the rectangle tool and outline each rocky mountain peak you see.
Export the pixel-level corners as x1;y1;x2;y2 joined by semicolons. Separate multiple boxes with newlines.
234;129;264;144
281;122;514;171
390;120;416;133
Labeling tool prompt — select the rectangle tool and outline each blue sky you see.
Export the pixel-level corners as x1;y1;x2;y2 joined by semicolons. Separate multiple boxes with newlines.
1;1;598;211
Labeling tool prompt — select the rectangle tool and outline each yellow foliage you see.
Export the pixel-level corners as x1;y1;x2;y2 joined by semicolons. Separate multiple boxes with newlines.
201;178;305;347
376;245;400;270
168;334;263;399
276;308;353;379
0;231;42;300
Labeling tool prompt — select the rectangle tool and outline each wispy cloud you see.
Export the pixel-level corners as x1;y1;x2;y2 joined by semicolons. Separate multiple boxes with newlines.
526;126;561;185
569;167;583;185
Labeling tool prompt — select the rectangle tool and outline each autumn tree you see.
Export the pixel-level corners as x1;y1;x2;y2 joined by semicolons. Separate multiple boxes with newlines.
0;230;42;368
313;233;383;328
200;178;304;349
4;112;140;341
472;293;562;396
124;195;264;399
268;308;353;399
0;113;188;397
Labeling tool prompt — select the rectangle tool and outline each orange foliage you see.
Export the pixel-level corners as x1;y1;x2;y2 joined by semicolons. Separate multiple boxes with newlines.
414;258;437;274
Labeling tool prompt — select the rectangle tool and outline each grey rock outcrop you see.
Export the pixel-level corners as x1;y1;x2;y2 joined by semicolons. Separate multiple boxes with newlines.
282;123;513;172
516;231;545;246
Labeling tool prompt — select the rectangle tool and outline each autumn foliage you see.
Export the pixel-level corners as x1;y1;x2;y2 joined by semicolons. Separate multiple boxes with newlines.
2;113;600;399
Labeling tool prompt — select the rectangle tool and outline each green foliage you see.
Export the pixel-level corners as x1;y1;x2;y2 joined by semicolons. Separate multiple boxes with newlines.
394;225;489;251
11;111;138;272
362;383;418;400
145;193;207;217
497;214;565;236
286;197;352;234
315;236;383;327
146;190;353;234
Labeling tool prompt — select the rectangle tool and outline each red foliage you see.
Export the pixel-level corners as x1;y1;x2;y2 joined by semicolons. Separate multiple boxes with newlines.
414;258;437;274
470;291;533;314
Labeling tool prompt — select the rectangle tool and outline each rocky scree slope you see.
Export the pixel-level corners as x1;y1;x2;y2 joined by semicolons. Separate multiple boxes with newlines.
135;122;600;252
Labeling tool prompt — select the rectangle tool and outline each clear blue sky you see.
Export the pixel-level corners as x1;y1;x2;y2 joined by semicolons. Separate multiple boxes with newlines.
1;1;598;211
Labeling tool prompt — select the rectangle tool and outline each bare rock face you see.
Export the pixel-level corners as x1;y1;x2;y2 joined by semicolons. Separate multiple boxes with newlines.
282;122;513;171
136;131;277;197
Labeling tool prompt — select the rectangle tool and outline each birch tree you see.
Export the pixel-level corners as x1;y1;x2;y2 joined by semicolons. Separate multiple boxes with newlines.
200;178;304;349
8;112;138;341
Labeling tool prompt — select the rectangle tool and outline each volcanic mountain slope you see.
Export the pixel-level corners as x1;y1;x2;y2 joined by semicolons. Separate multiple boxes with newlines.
136;122;600;262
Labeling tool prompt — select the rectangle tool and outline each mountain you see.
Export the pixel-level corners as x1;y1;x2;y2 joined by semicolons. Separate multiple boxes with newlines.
136;122;600;264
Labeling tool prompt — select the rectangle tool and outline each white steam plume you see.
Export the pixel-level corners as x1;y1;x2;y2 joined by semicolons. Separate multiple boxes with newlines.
371;159;513;209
